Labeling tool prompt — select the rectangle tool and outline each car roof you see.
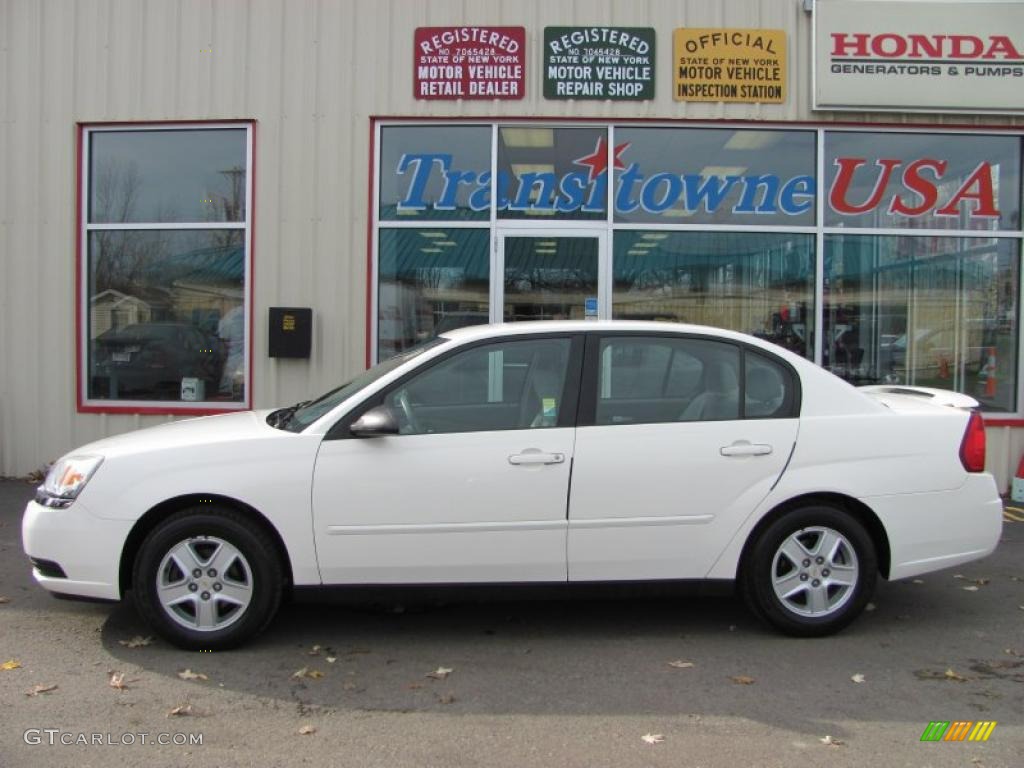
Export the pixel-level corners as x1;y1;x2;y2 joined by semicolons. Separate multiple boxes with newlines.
440;320;772;347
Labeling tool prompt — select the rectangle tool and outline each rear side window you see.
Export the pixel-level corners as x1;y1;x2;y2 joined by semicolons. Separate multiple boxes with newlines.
592;336;798;425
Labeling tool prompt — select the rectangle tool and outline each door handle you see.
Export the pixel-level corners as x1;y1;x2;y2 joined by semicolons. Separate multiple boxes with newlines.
509;451;565;465
720;442;773;457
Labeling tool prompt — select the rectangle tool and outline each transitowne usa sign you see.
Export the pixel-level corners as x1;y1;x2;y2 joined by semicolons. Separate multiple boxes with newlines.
813;0;1024;113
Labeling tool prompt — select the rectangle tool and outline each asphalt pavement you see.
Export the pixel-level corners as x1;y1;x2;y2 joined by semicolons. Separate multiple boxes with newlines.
1;478;1021;767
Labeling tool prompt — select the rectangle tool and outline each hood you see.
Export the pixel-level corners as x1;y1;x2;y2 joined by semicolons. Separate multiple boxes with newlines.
66;409;284;460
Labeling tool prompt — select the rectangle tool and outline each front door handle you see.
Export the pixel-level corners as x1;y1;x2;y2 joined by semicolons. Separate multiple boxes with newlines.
720;441;773;457
509;451;565;465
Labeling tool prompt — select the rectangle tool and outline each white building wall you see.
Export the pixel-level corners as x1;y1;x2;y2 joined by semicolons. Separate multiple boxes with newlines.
1;0;1022;477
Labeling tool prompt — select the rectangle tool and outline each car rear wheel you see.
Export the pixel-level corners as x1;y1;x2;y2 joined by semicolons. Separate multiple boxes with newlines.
741;505;877;637
132;507;284;650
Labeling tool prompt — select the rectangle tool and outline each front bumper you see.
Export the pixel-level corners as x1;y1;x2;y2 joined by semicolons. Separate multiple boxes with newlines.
22;498;133;601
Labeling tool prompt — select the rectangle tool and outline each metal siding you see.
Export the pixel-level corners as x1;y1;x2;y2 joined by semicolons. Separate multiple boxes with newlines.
1;0;1022;476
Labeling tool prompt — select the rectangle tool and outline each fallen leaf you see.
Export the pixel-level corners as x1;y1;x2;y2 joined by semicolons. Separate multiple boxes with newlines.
912;579;925;585
1011;576;1022;583
730;675;756;685
944;667;968;682
426;666;453;680
850;673;865;684
437;693;456;704
407;682;424;690
963;585;980;592
641;733;664;745
298;725;316;736
292;667;324;680
972;578;990;586
0;596;10;604
308;645;322;656
865;602;877;612
167;704;195;717
954;573;966;580
326;657;337;664
668;660;695;669
25;684;58;697
177;669;208;681
118;636;153;648
1;660;21;671
820;735;844;747
109;672;134;691
1005;648;1021;657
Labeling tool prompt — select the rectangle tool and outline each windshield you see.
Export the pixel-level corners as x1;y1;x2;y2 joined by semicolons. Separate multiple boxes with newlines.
276;337;449;432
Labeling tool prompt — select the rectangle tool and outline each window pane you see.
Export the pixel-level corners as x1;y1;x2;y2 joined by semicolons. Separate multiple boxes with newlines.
87;230;245;402
497;126;607;220
613;127;816;226
613;232;815;359
824;235;1019;412
504;236;599;321
746;351;793;419
379;126;491;222
597;337;740;424
824;132;1021;231
89;129;247;223
378;228;489;360
386;338;571;434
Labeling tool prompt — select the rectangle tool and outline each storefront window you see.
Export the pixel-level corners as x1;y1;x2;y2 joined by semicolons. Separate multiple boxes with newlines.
379;126;491;221
377;228;490;359
84;126;251;409
497;126;608;220
824;235;1019;412
824;132;1021;231
613;232;815;359
613;127;816;226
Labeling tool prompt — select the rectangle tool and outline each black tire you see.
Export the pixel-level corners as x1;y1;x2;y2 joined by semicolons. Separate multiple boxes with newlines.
741;505;877;637
132;506;284;650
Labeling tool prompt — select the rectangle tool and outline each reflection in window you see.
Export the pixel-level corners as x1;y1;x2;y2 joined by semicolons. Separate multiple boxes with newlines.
378;228;490;360
824;235;1019;412
612;232;815;359
89;129;247;223
379;126;491;222
824;132;1021;231
613;127;816;226
504;237;599;321
87;230;245;402
496;126;607;220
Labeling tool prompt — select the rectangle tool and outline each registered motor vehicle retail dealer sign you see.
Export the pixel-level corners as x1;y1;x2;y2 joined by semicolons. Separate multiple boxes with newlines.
414;27;525;100
543;27;656;100
673;29;786;103
814;0;1024;113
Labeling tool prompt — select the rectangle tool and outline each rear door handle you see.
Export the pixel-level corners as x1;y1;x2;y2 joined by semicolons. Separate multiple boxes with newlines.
720;442;772;457
509;451;565;465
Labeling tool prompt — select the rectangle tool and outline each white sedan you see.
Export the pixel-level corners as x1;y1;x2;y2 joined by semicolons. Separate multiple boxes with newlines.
23;321;1002;649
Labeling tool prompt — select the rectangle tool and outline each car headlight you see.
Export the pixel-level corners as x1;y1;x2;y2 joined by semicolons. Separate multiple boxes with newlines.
35;455;104;509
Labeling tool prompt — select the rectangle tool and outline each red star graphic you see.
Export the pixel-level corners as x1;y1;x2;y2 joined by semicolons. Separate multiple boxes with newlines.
573;137;630;183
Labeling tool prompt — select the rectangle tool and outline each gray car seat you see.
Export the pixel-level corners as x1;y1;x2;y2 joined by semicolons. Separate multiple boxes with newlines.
679;360;739;421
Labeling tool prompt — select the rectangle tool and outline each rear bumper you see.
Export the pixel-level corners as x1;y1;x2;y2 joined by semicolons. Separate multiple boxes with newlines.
21;498;130;601
865;474;1003;581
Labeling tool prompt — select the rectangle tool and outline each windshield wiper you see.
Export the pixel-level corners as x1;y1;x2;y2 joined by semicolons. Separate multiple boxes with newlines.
267;400;312;429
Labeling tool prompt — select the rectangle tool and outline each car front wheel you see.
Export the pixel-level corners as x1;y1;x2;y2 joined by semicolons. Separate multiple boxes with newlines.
741;505;877;637
132;507;284;650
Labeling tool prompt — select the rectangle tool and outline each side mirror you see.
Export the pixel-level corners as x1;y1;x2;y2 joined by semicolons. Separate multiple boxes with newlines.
350;405;399;438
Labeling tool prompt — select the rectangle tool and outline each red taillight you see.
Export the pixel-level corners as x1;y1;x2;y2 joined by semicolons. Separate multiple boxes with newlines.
959;411;986;473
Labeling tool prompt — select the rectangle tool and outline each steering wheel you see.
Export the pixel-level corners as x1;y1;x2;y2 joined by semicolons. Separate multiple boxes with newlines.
395;390;422;434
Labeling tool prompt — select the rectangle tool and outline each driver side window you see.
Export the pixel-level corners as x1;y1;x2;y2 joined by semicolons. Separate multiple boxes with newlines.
383;337;572;435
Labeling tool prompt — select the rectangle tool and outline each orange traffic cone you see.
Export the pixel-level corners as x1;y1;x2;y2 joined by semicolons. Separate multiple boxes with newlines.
984;347;997;398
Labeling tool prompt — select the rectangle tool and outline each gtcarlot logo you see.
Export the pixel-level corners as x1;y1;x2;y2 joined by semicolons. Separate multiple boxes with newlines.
920;721;997;742
23;729;203;747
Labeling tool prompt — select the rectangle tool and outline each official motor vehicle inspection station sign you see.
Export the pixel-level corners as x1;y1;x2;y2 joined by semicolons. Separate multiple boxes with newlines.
414;27;526;100
543;27;656;100
814;0;1024;113
673;29;786;103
